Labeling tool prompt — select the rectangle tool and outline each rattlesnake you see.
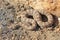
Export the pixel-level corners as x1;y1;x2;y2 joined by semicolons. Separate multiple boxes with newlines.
34;12;53;28
16;9;53;30
17;9;37;30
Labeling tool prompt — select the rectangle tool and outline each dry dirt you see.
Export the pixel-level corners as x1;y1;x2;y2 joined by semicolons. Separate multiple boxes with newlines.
0;0;60;40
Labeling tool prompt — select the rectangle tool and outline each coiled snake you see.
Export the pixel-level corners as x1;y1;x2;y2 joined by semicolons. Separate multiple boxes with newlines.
34;12;53;28
17;9;53;30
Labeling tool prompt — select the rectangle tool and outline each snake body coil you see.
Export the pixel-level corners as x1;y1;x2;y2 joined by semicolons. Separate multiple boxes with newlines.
17;9;54;30
33;12;53;28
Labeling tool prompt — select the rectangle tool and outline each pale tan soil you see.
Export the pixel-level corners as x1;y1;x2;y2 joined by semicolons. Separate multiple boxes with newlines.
3;0;60;17
0;0;60;40
28;0;60;17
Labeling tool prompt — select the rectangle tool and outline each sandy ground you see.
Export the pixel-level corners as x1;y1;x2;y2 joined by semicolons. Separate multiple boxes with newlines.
0;0;60;40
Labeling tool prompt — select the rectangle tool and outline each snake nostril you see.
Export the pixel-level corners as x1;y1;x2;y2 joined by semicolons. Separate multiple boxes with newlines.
41;14;48;22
